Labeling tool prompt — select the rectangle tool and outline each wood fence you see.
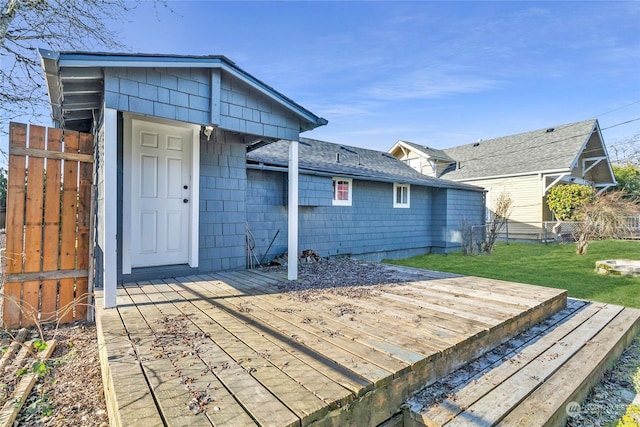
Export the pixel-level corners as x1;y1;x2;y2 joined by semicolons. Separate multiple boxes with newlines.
3;123;93;328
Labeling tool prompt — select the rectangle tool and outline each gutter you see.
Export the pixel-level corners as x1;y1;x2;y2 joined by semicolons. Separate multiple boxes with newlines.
247;163;484;192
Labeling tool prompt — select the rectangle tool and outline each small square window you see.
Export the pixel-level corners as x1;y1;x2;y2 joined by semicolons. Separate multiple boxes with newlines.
332;178;352;206
393;183;410;208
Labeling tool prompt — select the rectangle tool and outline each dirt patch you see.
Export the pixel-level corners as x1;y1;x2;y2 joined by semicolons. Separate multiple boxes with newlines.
1;323;108;427
267;256;435;302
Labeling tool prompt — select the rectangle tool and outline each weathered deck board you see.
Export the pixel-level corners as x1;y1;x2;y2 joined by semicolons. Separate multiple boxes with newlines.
185;274;390;391
213;272;424;371
410;302;640;427
164;277;356;413
499;306;640;427
145;279;326;426
96;267;567;427
418;302;606;425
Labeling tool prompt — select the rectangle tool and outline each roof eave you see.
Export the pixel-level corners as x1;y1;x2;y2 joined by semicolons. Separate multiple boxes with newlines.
39;48;328;131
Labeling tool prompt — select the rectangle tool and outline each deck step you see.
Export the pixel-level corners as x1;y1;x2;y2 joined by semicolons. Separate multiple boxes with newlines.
405;301;640;427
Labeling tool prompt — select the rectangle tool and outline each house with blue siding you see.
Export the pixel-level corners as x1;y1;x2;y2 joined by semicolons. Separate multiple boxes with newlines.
39;49;485;309
246;138;485;261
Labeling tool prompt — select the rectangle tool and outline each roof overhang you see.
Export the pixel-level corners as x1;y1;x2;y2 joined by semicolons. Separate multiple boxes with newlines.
40;49;328;133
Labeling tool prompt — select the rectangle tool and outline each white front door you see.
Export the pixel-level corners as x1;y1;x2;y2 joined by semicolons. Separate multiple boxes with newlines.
130;119;193;267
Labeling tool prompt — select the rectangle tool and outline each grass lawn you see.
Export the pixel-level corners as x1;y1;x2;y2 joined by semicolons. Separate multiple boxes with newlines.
386;240;640;308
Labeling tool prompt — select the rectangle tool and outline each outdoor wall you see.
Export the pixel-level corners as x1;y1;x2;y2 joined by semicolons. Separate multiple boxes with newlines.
104;68;211;125
431;188;485;253
463;175;543;240
219;73;300;140
246;169;435;263
103;67;302;141
198;130;248;271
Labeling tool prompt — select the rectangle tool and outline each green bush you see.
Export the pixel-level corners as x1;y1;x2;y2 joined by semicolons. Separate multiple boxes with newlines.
546;184;595;220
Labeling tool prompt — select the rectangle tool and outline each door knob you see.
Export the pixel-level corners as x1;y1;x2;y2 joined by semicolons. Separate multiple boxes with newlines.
183;199;189;203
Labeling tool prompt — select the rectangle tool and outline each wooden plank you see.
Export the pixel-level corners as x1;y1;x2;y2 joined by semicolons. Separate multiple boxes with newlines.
23;124;45;273
115;290;215;427
6;122;27;275
202;274;395;389
0;329;29;372
123;284;267;427
160;278;355;414
0;339;56;427
60;130;78;270
220;271;429;369
8;146;93;163
227;270;461;354
499;307;640;427
16;133;44;326
94;297;166;427
173;276;373;396
215;272;414;374
41;127;63;322
21;281;40;326
444;303;624;427
420;302;604;425
59;131;79;325
133;281;327;426
4;123;28;328
75;132;93;321
408;279;551;310
5;269;89;282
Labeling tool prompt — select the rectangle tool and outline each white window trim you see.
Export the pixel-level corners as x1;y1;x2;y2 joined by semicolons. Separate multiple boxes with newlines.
332;177;353;206
393;183;410;208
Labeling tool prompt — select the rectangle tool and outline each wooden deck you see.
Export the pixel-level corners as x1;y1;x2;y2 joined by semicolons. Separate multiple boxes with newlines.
406;299;640;427
95;267;566;427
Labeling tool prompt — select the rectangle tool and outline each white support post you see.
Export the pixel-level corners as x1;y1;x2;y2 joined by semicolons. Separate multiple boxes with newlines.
542;173;568;195
287;140;299;281
104;108;118;308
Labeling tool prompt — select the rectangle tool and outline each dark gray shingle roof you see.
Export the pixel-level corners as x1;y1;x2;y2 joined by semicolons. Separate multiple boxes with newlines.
441;119;598;180
248;138;483;191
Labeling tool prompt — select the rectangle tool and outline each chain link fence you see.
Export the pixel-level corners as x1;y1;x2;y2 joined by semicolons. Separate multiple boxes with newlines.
463;216;640;250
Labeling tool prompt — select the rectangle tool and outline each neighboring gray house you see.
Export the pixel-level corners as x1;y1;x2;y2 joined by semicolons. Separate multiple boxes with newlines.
246;138;485;261
40;49;485;309
390;119;617;239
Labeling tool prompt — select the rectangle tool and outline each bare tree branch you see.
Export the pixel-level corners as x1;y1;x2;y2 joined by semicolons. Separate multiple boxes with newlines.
0;0;171;132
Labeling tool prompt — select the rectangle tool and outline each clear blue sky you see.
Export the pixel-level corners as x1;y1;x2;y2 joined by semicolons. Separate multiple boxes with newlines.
111;0;639;154
7;1;640;158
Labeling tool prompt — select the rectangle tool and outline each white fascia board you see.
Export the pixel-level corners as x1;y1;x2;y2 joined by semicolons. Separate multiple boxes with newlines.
450;169;570;182
395;140;431;159
568;121;598;172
